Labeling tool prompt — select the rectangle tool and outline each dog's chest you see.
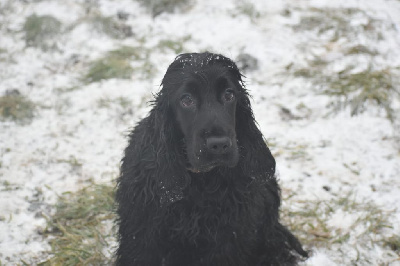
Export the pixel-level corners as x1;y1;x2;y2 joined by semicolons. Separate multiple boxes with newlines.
164;185;265;246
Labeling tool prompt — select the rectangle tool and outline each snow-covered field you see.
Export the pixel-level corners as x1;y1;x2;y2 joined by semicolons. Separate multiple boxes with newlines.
0;0;399;264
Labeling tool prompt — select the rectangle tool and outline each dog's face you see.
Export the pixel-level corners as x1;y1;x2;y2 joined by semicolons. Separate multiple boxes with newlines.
164;55;242;173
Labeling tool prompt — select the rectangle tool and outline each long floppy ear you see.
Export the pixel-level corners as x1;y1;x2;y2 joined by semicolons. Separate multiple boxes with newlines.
235;86;276;181
204;53;276;181
116;89;190;263
151;91;191;206
118;90;190;210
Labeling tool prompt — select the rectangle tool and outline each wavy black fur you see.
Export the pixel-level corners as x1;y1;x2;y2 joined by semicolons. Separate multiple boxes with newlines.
116;52;308;266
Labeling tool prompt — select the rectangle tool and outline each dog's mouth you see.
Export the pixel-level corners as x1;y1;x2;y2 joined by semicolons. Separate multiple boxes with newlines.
182;139;239;173
186;157;237;173
186;162;218;173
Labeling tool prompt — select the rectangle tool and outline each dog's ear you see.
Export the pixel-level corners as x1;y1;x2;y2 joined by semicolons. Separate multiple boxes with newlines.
235;88;276;181
218;58;276;181
116;89;190;263
119;90;190;209
151;92;190;206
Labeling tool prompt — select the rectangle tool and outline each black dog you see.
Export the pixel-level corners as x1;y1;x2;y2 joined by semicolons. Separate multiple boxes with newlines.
116;52;308;265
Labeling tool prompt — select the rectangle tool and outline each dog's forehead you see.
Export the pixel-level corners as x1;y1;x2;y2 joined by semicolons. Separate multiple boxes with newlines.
161;53;244;96
177;67;235;95
175;53;236;70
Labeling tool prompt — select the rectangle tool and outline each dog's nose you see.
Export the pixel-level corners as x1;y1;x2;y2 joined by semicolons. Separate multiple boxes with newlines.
206;137;232;155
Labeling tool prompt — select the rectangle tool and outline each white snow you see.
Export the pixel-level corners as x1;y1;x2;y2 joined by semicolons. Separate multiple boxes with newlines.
0;0;399;264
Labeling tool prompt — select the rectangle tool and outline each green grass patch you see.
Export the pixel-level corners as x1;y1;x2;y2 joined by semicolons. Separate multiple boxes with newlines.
324;67;398;120
135;0;193;17
285;144;310;161
291;56;329;79
56;155;83;173
290;57;399;120
0;92;35;123
107;46;142;59
235;0;261;21
1;180;21;192
23;14;62;49
83;46;138;83
293;8;382;42
346;45;377;56
383;235;400;252
290;7;397;121
0;47;8;63
281;189;396;263
84;46;158;83
83;36;192;83
158;35;191;54
97;96;131;109
272;142;311;161
41;184;116;265
89;15;132;39
37;180;397;265
84;57;133;83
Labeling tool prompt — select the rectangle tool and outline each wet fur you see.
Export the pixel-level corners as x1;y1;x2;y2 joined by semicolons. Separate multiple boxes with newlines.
116;52;308;265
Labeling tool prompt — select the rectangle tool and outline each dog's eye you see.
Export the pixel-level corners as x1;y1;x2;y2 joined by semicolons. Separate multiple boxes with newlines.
181;94;195;107
223;89;235;102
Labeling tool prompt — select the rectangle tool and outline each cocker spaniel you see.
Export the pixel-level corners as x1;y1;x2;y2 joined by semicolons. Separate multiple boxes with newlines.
116;52;307;266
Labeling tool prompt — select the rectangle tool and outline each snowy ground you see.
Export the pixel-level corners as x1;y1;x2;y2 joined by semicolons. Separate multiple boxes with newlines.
0;0;399;265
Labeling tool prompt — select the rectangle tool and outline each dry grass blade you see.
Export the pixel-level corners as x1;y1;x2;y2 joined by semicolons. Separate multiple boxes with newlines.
40;184;116;265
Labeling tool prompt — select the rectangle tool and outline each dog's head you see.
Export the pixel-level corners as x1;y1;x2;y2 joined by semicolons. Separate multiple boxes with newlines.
160;53;245;173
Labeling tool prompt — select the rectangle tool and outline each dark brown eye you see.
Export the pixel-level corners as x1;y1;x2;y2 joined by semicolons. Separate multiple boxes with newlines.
223;89;235;102
181;94;195;107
